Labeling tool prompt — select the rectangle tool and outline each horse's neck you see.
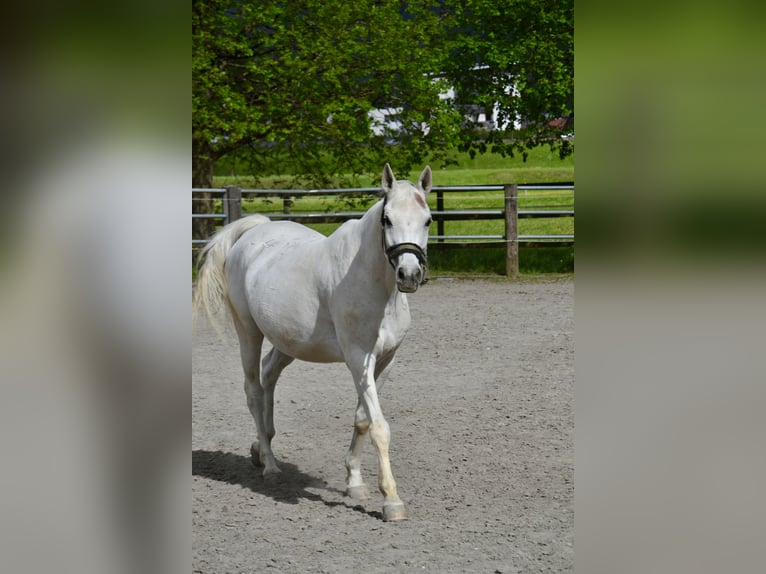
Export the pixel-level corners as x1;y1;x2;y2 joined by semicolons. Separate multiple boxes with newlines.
336;201;396;290
359;200;385;252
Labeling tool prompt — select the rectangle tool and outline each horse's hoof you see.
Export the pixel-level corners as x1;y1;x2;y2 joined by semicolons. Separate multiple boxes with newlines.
262;467;282;484
382;501;407;522
346;484;371;501
250;443;263;467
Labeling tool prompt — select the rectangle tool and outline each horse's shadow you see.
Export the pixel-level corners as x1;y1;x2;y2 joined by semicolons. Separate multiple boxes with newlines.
192;449;383;520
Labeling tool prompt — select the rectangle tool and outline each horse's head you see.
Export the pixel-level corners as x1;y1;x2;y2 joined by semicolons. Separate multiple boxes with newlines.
380;163;432;293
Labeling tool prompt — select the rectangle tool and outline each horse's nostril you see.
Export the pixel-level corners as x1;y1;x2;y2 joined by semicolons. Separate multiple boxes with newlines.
397;267;406;281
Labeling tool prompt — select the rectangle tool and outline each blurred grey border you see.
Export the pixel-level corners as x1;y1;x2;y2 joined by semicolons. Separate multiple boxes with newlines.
0;3;188;574
577;2;766;572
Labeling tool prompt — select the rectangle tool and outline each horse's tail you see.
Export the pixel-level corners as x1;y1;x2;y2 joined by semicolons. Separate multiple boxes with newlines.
193;214;270;330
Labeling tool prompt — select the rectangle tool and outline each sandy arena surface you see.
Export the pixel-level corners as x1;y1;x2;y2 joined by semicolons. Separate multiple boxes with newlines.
193;277;573;573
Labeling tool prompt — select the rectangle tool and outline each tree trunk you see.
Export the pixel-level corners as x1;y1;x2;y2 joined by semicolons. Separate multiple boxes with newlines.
192;136;217;241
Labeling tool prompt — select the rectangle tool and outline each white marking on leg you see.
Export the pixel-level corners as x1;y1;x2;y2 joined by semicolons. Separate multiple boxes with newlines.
345;402;370;497
349;351;405;518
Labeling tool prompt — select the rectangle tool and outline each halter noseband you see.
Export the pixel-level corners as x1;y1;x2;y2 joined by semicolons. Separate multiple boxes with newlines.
380;198;429;275
384;242;428;269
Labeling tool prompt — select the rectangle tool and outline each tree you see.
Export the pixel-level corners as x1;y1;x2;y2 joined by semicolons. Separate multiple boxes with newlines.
192;0;461;237
192;1;574;237
441;0;574;161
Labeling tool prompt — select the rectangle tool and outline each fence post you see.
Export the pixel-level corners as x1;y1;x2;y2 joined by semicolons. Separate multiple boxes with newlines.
436;189;444;243
224;186;242;225
504;183;519;278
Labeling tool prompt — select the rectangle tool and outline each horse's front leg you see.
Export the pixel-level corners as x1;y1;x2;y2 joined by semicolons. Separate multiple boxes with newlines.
346;351;406;521
345;354;395;501
345;400;371;500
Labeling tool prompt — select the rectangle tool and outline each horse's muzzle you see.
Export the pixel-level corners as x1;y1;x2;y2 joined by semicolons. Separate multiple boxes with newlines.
397;281;420;293
386;242;427;293
395;263;424;293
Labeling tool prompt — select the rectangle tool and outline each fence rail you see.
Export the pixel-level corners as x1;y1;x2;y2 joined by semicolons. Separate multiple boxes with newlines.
192;183;573;276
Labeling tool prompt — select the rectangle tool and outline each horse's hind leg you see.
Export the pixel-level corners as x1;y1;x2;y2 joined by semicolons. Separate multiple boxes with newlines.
260;347;294;458
232;318;280;476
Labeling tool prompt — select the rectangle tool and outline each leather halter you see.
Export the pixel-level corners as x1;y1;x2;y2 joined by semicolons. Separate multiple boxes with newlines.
380;197;428;273
385;242;428;269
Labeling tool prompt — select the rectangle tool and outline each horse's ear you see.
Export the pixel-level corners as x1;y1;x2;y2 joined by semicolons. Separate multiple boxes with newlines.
382;163;395;195
418;165;432;195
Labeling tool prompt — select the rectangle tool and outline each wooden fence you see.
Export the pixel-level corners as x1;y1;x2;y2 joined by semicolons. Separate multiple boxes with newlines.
192;183;574;277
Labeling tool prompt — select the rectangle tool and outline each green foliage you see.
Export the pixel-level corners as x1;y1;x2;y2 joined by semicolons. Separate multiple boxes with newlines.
442;0;574;161
193;0;461;184
194;1;574;185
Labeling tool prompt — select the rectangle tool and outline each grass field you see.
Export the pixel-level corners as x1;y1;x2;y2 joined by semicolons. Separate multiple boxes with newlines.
204;146;574;275
215;145;574;189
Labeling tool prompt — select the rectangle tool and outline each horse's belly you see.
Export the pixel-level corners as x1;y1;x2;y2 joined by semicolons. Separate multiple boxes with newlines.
268;331;344;364
255;305;344;363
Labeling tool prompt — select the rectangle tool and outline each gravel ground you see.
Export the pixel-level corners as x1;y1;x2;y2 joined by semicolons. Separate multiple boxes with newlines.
193;277;573;573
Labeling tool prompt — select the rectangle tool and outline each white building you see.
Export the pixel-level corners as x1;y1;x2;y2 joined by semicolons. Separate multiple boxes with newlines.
368;71;523;137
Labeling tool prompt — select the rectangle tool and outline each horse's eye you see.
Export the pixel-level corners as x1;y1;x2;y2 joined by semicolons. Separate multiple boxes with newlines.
383;215;392;227
425;217;432;227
